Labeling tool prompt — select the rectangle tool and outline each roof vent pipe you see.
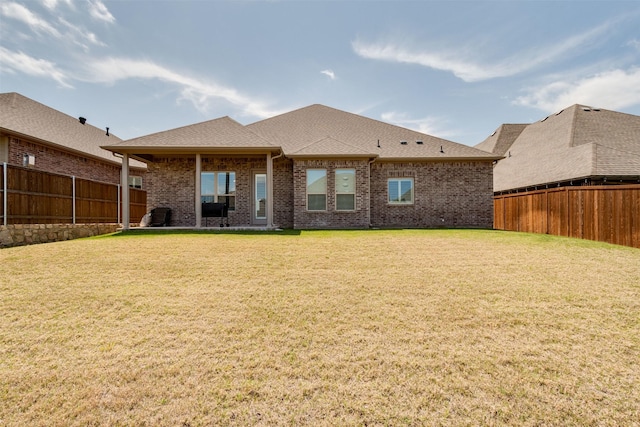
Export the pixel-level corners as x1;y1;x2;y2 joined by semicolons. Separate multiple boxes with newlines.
440;146;444;153
79;117;86;124
106;127;110;136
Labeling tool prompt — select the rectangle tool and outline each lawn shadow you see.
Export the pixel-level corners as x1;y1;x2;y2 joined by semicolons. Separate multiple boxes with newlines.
106;228;303;237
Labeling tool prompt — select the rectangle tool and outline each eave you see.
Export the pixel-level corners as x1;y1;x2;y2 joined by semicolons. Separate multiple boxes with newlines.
101;145;282;163
379;155;503;162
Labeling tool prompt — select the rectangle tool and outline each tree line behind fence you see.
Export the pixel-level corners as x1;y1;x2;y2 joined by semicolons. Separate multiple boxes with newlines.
1;164;146;225
494;185;640;249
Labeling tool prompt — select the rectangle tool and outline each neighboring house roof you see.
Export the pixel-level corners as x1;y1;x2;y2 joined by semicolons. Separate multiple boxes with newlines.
247;104;498;160
475;123;528;156
0;92;145;169
103;116;278;160
477;105;640;192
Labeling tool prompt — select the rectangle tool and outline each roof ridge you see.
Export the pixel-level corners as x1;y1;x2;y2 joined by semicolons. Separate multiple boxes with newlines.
122;115;238;143
290;135;375;155
568;104;580;148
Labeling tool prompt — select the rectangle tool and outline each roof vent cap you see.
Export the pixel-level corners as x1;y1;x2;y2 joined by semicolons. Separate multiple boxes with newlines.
79;117;87;124
400;141;408;145
582;107;591;112
416;140;423;145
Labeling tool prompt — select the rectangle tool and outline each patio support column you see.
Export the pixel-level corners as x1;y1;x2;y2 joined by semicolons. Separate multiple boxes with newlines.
195;153;202;228
121;153;130;230
266;152;273;228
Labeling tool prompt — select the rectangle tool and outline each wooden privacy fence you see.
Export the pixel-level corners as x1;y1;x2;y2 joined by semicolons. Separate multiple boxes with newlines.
494;185;640;248
1;163;146;225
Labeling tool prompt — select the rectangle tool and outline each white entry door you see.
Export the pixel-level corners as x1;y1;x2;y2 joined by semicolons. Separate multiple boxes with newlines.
253;172;267;225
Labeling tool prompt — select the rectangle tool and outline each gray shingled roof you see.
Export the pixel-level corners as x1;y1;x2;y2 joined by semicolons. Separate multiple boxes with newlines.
481;105;640;192
247;104;499;160
475;123;527;156
103;116;277;153
0;92;145;169
289;136;379;157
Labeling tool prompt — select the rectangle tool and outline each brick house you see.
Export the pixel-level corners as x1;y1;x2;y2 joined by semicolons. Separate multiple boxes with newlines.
103;104;499;229
0;92;146;185
475;105;640;194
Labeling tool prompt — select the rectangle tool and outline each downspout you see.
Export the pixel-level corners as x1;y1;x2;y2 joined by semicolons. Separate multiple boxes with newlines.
117;184;121;225
268;150;284;228
368;157;376;228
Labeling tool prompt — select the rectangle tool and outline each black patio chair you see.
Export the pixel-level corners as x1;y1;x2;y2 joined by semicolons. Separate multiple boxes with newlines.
149;207;172;227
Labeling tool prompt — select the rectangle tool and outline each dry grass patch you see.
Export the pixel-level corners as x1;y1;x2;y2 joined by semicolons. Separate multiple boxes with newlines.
1;229;639;426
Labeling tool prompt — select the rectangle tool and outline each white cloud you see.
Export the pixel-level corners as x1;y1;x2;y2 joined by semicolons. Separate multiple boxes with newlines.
42;0;74;10
87;0;115;24
81;57;281;118
0;46;73;88
58;17;107;50
352;20;613;82
1;1;61;38
514;67;640;112
381;111;454;138
320;69;336;80
628;39;640;51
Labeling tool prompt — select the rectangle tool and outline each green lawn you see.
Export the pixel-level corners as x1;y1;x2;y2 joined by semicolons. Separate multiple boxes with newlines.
1;230;639;426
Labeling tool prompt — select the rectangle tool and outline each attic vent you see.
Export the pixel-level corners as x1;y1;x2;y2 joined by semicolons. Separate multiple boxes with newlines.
556;109;564;115
592;108;601;111
541;116;548;122
490;131;496;136
416;140;423;145
79;117;86;124
582;108;591;112
400;141;408;145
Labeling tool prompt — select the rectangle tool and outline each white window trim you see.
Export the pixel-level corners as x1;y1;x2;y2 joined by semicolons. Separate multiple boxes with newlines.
335;168;356;212
387;177;414;205
306;169;327;211
128;175;142;189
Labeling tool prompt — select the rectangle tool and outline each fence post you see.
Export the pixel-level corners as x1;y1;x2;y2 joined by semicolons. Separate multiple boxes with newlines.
72;175;76;224
2;162;6;226
117;184;121;224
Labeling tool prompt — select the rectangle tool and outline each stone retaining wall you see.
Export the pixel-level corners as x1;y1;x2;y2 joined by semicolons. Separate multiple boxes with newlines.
0;223;122;248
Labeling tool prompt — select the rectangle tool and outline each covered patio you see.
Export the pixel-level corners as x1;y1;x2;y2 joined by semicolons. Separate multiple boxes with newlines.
102;116;284;230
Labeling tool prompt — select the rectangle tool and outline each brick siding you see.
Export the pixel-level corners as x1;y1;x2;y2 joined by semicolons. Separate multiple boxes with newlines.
371;161;494;228
144;156;493;229
7;136;124;184
292;159;371;229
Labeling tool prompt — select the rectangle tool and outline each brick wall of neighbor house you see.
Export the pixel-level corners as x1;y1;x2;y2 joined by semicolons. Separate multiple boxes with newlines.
293;159;371;229
8;136;123;184
146;156;294;227
370;161;494;228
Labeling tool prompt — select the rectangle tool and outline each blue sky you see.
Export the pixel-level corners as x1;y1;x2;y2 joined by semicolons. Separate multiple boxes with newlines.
1;0;640;146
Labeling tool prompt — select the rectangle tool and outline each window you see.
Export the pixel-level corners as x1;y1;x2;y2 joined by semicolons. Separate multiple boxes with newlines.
335;169;355;211
128;176;142;189
201;172;236;210
306;169;327;211
388;178;413;204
